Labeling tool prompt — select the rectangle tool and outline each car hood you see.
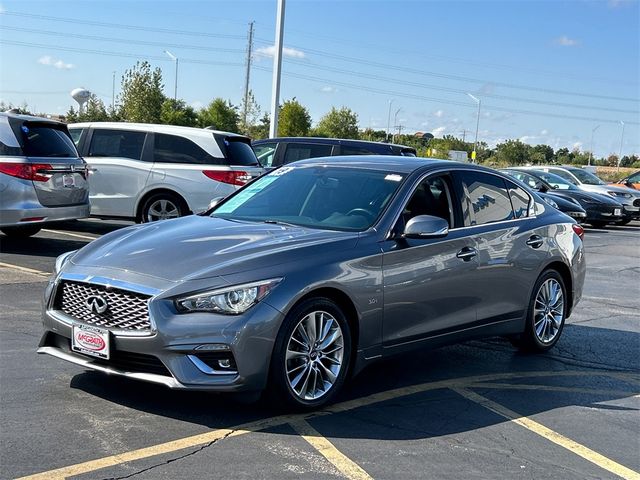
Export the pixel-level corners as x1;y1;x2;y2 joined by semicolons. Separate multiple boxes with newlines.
549;189;622;206
543;193;585;211
579;183;640;198
70;216;360;281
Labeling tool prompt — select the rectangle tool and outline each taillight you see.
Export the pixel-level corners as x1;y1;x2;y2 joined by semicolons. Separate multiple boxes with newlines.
572;224;584;241
202;170;250;186
0;163;52;182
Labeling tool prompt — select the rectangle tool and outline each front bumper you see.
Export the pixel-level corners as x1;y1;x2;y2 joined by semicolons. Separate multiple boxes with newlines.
38;273;284;392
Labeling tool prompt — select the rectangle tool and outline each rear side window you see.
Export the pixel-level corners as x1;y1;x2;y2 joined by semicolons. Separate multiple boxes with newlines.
458;171;514;225
154;133;219;164
506;180;532;218
253;142;277;167
69;128;84;146
283;143;333;164
0;140;21;156
88;129;146;160
21;125;78;158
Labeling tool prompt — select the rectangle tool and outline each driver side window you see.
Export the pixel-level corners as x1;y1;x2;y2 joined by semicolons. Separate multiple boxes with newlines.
402;175;455;228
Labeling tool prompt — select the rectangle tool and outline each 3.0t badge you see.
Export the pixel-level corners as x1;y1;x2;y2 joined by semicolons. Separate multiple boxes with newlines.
85;295;108;314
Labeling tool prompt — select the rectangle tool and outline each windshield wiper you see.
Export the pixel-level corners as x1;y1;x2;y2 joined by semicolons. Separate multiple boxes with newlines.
263;219;298;227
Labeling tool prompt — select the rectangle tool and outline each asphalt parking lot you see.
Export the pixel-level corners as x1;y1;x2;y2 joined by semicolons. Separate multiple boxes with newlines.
1;219;639;480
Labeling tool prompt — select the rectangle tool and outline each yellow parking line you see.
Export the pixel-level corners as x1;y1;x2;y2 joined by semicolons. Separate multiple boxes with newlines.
453;387;640;480
42;229;98;241
290;419;373;480
0;261;50;276
15;370;637;480
466;382;636;397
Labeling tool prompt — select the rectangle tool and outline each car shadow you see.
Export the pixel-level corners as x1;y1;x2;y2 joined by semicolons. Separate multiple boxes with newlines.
69;323;640;441
0;235;89;258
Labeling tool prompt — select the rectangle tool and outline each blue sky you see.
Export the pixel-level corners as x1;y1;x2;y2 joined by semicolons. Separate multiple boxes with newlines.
0;0;638;157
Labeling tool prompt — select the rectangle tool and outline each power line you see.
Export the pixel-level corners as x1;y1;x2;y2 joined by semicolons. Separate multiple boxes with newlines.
254;38;638;103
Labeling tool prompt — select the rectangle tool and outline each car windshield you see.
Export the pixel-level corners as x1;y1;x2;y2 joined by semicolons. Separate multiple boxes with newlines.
567;168;606;185
533;171;579;190
211;165;405;231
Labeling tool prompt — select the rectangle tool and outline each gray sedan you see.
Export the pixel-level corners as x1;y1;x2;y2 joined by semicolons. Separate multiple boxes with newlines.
39;157;586;409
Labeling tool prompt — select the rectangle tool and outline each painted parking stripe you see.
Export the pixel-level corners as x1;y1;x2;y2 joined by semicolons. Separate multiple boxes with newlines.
15;370;639;480
0;261;50;276
466;382;636;397
42;229;98;241
291;419;373;480
453;387;640;480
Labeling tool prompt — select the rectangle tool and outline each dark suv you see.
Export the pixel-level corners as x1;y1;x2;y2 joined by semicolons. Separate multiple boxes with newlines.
252;137;417;168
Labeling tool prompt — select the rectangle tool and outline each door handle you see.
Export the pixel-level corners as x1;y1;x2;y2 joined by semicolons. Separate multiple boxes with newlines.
456;246;477;261
526;235;544;249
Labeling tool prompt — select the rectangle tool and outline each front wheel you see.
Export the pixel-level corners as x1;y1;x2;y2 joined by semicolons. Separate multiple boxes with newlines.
269;298;351;410
512;270;567;352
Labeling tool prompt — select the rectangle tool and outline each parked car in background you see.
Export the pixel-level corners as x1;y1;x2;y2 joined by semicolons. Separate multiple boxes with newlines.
613;170;640;191
252;137;417;168
69;123;263;222
521;165;640;225
502;168;622;227
40;157;585;409
0;112;90;237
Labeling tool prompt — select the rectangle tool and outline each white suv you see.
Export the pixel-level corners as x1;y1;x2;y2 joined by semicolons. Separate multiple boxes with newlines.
69;123;263;222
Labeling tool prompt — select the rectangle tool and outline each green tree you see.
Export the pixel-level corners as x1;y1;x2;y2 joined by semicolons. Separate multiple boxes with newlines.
247;112;270;140
532;144;554;164
494;139;532;165
160;99;197;127
67;94;110;123
428;135;472;159
119;61;165;123
361;129;388;142
278;98;311;137
313;106;359;139
239;90;261;136
197;98;239;132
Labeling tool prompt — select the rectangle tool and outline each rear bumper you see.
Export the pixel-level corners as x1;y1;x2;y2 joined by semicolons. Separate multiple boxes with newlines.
0;203;90;227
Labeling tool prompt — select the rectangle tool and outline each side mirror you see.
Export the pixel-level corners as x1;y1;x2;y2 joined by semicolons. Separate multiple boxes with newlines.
403;215;449;239
198;196;226;216
537;182;549;193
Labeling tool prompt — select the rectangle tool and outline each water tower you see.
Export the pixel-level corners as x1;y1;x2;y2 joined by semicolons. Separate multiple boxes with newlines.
70;88;91;114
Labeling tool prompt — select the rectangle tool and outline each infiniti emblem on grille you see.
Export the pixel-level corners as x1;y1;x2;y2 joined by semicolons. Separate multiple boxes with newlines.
86;295;108;314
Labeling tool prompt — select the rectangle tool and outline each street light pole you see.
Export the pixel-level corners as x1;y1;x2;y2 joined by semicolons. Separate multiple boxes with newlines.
588;125;600;166
393;107;402;143
269;0;286;138
618;121;625;171
467;93;481;163
386;99;394;142
164;50;178;102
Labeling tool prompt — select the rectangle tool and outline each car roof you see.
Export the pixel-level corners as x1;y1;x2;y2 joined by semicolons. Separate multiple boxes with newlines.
69;122;246;139
288;155;492;174
252;136;415;150
0;111;66;126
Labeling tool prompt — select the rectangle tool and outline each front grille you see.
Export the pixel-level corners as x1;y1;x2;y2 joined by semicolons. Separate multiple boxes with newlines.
43;332;170;376
55;281;152;332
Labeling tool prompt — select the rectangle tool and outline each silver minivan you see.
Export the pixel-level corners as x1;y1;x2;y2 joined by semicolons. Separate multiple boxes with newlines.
0;113;90;237
69;123;264;222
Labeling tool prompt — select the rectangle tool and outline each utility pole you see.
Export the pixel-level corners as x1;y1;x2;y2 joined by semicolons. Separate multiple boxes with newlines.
618;121;625;171
461;129;467;142
467;93;481;163
164;50;178;102
242;21;255;127
588;125;600;166
394;124;404;143
269;0;286;138
386;99;394;142
111;71;116;115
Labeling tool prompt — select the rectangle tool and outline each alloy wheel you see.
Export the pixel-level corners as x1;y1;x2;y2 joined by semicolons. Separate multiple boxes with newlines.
533;278;564;344
146;199;180;222
285;310;344;401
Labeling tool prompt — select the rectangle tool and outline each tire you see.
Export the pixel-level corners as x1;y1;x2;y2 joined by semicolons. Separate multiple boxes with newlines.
0;225;41;237
139;192;186;223
511;270;567;352
268;297;352;410
589;221;608;228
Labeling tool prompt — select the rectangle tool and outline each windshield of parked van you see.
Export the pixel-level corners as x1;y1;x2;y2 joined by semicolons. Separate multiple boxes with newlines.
533;170;579;190
567;168;606;185
212;165;405;231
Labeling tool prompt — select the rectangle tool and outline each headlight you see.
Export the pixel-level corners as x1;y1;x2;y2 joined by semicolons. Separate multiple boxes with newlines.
543;197;559;209
607;191;631;198
54;250;77;274
175;278;282;314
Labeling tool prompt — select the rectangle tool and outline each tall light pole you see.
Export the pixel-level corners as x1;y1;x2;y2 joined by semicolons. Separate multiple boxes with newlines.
588;125;600;166
393;107;402;143
467;93;481;163
618;120;625;171
164;50;178;102
269;0;286;138
386;99;395;142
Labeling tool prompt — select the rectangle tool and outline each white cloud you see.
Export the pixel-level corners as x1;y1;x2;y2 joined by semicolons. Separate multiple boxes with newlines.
572;141;583;150
190;100;204;110
433;109;444;118
432;126;447;137
608;0;633;7
255;45;305;59
555;35;579;47
540;129;549;135
38;55;74;70
320;86;338;93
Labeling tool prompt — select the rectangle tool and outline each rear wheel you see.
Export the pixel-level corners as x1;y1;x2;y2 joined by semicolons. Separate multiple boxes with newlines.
512;270;567;352
0;225;41;237
140;193;186;223
269;297;351;410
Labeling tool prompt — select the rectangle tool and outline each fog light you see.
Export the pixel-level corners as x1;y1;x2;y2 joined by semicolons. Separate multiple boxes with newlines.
218;359;232;369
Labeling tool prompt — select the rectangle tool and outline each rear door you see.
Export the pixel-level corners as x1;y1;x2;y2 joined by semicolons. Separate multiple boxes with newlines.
84;128;151;217
18;122;88;207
